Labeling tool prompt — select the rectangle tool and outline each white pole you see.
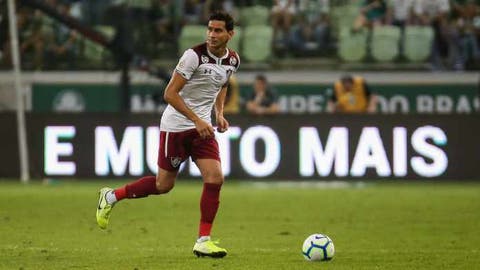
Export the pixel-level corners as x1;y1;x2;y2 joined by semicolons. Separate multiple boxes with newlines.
7;0;30;182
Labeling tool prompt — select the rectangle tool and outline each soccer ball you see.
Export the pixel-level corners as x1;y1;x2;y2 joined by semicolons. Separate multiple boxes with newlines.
302;234;335;261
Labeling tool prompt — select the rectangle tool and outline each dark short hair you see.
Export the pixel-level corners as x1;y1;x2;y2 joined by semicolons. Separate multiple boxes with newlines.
340;74;354;84
209;11;235;31
255;74;267;83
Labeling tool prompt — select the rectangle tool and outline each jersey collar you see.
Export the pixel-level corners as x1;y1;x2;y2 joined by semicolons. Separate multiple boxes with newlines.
206;47;229;64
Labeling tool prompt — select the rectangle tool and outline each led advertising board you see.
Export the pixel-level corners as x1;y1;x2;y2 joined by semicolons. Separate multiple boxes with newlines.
1;114;478;179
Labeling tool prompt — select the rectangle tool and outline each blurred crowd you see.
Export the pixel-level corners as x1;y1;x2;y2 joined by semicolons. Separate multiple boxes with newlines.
0;0;479;70
351;0;480;70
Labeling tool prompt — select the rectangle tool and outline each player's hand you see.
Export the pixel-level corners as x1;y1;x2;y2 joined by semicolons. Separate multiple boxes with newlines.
216;115;229;133
194;119;215;139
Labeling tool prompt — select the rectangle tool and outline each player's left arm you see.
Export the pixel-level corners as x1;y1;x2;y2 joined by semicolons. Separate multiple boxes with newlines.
215;85;229;133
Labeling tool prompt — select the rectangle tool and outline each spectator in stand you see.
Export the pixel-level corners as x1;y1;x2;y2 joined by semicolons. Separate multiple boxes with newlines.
246;74;280;115
353;0;388;32
289;0;331;56
412;0;462;70
327;74;377;113
386;0;415;57
45;2;79;69
2;8;50;70
474;1;480;63
151;0;176;42
386;0;415;28
271;0;296;49
223;74;240;114
451;0;480;67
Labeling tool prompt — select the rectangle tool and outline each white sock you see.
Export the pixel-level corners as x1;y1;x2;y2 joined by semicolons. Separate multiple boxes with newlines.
105;190;117;204
197;236;210;243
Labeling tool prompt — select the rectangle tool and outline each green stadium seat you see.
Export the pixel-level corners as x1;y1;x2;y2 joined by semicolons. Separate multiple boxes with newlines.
82;25;115;65
229;27;242;54
371;26;401;62
403;26;434;62
239;5;269;26
178;25;206;55
242;25;273;62
338;28;368;62
330;4;360;38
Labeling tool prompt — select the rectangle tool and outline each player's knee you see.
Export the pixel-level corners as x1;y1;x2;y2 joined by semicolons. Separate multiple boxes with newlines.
203;171;224;185
155;177;175;194
156;181;174;194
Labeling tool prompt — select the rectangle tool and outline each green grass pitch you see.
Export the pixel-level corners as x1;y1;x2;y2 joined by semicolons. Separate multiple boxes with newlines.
0;180;479;269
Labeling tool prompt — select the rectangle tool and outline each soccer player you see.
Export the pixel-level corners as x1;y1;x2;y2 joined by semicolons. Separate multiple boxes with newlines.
96;11;239;258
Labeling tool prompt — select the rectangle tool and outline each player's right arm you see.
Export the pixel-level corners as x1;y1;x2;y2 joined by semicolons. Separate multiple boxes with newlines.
166;48;214;138
163;71;214;139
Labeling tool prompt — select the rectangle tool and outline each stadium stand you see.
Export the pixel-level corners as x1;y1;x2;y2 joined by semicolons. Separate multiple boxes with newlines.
0;0;479;71
178;25;206;55
82;25;115;68
403;26;434;63
229;26;242;54
330;4;359;38
242;25;273;63
239;5;269;26
338;28;368;62
371;25;401;62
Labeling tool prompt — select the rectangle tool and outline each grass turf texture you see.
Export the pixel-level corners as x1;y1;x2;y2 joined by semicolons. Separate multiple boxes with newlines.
0;180;479;270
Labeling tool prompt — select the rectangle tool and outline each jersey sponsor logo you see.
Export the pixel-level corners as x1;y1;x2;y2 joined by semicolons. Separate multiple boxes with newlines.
170;157;182;168
201;55;209;64
229;57;237;66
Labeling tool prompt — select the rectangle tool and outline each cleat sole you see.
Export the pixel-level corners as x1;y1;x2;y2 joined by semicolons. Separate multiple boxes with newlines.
193;250;227;258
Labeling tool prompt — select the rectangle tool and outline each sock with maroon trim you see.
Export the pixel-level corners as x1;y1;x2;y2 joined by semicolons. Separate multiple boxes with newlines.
198;183;222;237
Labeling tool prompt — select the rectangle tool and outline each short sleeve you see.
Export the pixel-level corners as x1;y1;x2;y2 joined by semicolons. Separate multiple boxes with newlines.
223;52;240;87
175;49;199;80
234;54;241;73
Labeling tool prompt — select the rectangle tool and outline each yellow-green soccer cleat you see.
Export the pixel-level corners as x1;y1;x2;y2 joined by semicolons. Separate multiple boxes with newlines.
96;187;114;229
193;239;227;258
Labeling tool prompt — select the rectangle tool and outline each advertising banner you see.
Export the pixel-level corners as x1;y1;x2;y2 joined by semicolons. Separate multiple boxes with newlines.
256;84;480;114
32;83;479;114
1;113;477;179
32;83;166;113
0;113;20;178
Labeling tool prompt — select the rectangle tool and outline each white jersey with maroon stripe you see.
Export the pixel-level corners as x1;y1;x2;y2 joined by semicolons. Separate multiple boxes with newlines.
160;43;240;132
